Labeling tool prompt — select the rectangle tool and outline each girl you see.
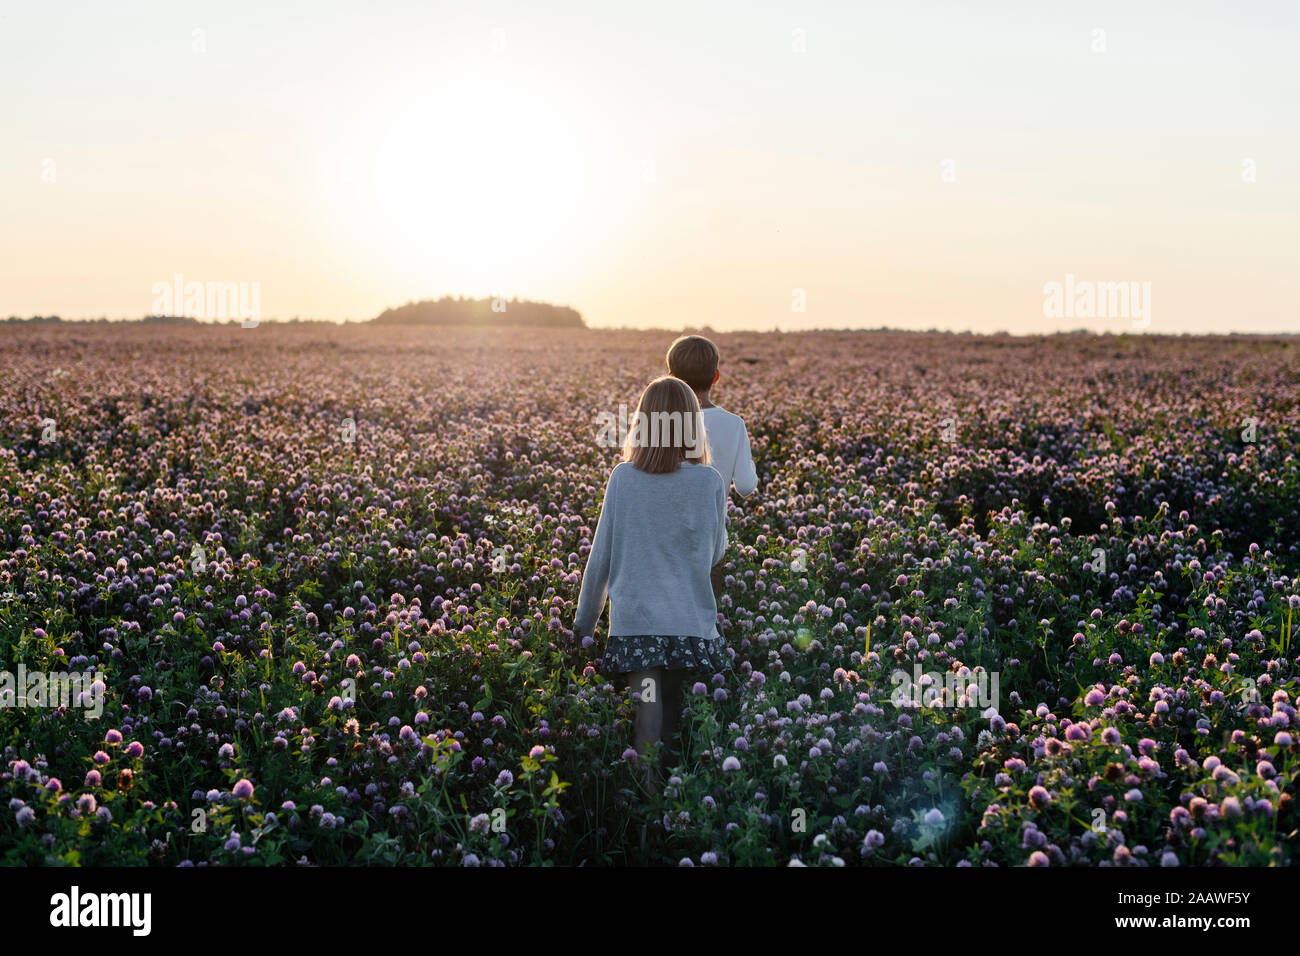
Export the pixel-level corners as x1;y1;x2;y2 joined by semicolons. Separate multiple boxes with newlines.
573;376;730;792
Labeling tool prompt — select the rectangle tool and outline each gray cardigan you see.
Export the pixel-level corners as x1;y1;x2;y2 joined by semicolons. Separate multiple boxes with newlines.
573;461;727;640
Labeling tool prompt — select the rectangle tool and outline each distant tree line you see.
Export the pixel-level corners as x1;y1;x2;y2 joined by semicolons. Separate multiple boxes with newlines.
4;297;584;328
370;296;584;328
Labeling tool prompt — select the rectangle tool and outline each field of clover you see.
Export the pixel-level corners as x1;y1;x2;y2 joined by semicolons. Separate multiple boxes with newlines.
1;323;1297;866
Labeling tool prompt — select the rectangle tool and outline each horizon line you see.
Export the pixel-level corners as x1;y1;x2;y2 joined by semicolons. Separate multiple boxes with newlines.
2;316;1296;340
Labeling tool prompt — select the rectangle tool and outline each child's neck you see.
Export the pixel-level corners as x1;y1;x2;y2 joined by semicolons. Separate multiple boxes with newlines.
695;389;715;410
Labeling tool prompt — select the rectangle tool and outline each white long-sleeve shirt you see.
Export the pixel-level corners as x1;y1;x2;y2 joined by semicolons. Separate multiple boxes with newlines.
701;406;757;498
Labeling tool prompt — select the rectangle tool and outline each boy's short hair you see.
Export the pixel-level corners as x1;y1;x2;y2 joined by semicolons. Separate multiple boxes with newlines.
666;335;719;392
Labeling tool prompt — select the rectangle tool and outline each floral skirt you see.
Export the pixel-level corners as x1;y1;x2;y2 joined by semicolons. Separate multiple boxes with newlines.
601;634;731;675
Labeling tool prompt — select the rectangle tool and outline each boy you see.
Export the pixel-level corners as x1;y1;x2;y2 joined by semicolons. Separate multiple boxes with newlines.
665;335;758;610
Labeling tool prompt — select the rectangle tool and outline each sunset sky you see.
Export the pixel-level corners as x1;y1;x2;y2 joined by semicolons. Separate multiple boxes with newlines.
3;1;1297;333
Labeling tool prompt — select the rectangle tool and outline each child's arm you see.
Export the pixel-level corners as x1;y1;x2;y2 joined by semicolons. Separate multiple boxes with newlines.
574;470;616;638
732;422;758;497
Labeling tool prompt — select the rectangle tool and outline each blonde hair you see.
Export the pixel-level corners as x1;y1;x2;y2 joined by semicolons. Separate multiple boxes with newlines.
622;376;710;473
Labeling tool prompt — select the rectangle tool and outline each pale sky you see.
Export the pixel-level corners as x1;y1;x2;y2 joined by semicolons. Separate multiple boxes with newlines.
2;1;1297;333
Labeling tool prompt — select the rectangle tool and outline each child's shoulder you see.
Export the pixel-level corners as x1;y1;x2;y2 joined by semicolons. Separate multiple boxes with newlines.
681;460;726;489
703;405;747;429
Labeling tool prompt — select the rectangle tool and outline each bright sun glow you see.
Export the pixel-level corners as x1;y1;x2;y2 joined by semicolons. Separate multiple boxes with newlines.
359;62;603;294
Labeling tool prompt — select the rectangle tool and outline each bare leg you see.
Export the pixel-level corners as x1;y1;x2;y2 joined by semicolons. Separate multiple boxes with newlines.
628;667;665;794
